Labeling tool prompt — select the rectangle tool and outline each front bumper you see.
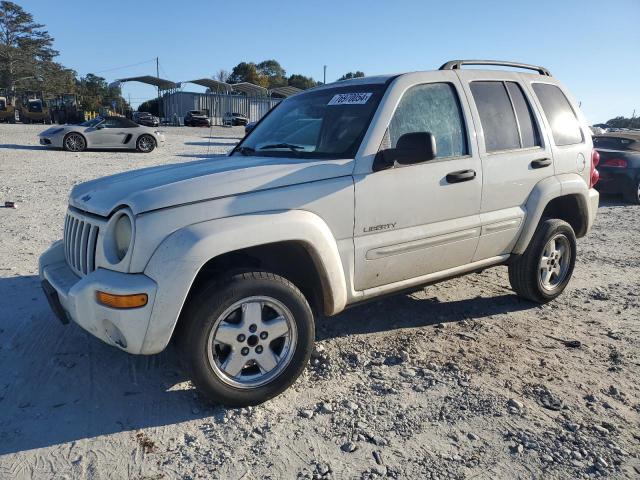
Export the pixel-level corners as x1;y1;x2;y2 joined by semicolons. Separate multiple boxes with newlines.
39;241;158;354
39;135;62;148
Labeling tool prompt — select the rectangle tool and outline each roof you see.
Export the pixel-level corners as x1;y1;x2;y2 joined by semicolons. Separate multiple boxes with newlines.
231;82;268;97
110;75;177;90
184;78;233;93
269;86;303;98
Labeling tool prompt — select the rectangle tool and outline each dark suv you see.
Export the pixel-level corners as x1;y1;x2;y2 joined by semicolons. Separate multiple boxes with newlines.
184;110;210;127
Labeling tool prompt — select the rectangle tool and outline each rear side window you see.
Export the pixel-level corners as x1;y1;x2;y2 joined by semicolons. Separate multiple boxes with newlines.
532;83;583;146
470;81;541;152
389;83;468;158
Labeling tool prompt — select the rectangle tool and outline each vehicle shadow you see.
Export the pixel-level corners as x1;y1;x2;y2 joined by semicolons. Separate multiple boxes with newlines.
0;274;532;455
318;290;533;341
183;141;239;147
0;144;47;150
598;193;631;208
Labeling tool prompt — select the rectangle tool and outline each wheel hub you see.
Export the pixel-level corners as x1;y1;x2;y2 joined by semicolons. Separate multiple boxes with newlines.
206;296;297;389
539;234;571;291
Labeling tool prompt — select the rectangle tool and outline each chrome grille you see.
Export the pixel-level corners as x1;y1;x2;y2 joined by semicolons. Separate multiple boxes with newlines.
63;211;100;276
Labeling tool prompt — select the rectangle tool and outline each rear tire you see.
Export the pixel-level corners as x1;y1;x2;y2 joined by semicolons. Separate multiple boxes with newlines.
622;179;640;205
508;219;576;303
176;271;315;406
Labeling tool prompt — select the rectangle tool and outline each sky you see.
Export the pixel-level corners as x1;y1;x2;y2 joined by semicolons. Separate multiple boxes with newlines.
18;0;640;123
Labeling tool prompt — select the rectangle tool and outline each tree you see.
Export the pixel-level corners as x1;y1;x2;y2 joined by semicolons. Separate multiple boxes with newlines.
0;1;57;90
76;73;127;112
337;71;365;81
227;62;266;87
288;74;318;90
257;59;287;88
605;115;640;129
138;98;160;116
214;68;230;83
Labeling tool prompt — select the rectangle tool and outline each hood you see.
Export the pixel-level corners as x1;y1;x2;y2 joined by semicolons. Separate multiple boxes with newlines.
69;155;354;217
40;125;69;135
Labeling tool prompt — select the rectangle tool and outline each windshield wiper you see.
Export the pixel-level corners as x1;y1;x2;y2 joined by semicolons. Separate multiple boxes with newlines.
258;143;304;155
236;146;255;156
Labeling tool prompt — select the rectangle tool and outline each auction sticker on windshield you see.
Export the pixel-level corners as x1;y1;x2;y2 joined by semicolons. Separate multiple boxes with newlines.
328;92;373;105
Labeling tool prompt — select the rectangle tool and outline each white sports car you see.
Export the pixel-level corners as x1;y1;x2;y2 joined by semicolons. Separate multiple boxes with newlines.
39;116;166;153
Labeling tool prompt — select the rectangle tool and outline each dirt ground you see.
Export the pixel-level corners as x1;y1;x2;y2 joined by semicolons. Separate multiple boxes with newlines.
0;124;638;480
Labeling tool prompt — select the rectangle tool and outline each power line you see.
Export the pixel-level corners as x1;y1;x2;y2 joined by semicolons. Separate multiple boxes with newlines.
89;58;157;75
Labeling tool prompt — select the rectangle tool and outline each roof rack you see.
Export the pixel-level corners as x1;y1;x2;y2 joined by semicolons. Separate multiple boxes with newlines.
439;60;551;76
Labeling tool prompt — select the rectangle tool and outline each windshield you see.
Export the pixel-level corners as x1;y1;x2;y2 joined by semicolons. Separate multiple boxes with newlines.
81;117;103;127
235;83;386;159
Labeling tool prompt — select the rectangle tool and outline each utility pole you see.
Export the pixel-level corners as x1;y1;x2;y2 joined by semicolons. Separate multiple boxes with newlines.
156;57;161;119
323;65;327;85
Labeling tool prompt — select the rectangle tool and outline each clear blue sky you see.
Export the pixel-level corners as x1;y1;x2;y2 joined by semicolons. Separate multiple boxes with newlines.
19;0;640;123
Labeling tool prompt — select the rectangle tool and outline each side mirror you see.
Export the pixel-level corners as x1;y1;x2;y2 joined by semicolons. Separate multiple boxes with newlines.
96;124;105;129
373;132;437;171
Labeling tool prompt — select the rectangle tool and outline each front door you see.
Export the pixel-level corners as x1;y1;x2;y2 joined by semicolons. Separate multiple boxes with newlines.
92;117;129;147
353;74;482;291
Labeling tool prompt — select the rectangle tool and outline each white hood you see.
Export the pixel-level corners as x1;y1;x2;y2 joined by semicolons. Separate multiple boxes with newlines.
69;155;354;217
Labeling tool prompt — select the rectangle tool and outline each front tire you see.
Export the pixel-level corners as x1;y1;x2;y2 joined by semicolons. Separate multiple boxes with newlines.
63;132;86;152
177;272;315;406
136;134;155;153
508;219;577;303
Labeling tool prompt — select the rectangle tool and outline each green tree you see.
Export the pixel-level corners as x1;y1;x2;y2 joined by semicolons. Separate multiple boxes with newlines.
227;62;266;87
287;74;318;90
257;59;287;88
606;116;640;129
0;1;57;90
138;98;160;116
337;71;365;81
77;73;127;111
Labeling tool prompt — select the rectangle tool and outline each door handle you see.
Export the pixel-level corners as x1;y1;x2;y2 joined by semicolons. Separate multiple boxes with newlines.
446;169;476;183
531;158;552;169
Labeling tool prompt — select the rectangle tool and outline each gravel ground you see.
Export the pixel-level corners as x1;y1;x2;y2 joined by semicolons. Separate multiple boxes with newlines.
0;124;638;479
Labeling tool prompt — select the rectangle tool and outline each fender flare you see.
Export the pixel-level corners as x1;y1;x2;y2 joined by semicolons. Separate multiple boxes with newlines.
140;210;348;354
513;173;591;254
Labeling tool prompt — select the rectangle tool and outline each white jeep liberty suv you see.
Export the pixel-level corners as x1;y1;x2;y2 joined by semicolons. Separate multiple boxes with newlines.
40;60;600;406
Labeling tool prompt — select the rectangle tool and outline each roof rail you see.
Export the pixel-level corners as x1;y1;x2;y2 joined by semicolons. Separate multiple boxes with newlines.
439;60;551;76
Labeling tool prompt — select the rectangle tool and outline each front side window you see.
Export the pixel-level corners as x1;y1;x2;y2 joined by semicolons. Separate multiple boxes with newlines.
237;84;386;159
388;82;468;158
532;83;583;146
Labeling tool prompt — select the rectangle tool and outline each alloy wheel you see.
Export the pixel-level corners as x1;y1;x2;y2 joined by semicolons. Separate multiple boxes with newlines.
538;234;571;291
206;296;297;389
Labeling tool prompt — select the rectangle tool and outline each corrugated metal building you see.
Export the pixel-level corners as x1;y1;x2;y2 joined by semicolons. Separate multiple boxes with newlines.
162;91;281;125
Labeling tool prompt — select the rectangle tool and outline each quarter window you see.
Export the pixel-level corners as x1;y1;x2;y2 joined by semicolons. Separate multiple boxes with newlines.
506;82;541;148
470;81;542;152
389;83;468;158
532;83;583;146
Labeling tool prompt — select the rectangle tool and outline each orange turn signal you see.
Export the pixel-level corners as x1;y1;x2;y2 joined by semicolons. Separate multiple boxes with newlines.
96;291;148;309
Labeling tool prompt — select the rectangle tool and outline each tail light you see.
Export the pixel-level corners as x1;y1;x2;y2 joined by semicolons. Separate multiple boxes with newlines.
601;158;628;168
590;149;600;188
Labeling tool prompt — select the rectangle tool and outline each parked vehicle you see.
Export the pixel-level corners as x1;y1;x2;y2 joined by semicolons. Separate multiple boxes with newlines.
224;111;249;126
0;91;16;123
40;60;599;406
18;94;51;124
245;121;257;135
49;94;84;125
593;133;640;204
133;111;160;127
184;110;210;127
38;115;165;153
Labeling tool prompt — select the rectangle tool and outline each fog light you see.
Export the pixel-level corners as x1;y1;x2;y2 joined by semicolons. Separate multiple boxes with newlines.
96;291;148;309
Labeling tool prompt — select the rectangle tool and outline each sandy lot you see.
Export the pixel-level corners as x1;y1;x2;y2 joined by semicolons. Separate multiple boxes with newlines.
0;124;638;479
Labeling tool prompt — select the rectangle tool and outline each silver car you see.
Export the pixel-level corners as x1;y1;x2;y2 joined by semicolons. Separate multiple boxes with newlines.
39;116;166;153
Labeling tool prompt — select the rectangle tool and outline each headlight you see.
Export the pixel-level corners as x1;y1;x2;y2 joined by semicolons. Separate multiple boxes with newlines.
114;214;132;261
104;209;134;264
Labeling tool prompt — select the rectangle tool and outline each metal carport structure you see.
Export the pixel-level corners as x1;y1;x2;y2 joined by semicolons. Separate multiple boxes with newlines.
109;75;179;119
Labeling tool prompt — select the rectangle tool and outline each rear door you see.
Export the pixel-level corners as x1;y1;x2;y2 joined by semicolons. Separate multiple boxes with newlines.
457;71;554;260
